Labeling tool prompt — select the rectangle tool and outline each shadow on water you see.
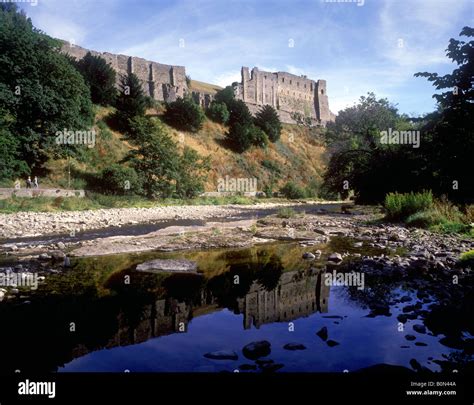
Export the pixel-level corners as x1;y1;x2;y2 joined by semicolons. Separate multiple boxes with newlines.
0;239;472;374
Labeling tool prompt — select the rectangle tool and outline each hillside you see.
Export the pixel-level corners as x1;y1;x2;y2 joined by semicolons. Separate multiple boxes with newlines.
189;80;222;95
40;105;327;196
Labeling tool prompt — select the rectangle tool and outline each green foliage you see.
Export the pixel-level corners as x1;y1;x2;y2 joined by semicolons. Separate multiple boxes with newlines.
164;97;205;132
384;191;434;221
227;122;253;152
0;109;28;178
0;4;94;176
228;99;253;127
460;250;474;266
276;207;297;218
114;73;147;132
76;52;117;106
125;117;209;198
254;105;282;142
280;181;306;199
251;125;269;148
214;86;235;109
206;101;229;124
261;159;281;176
175;146;211;198
97;164;142;196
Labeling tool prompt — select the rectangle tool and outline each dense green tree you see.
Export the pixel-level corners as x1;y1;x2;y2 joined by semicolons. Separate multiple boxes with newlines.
0;4;94;176
175;147;210;198
254;105;282;142
125;117;209;198
415;26;474;203
114;73;148;132
214;86;235;109
206;101;229;124
97;164;142;195
163;97;205;132
76;52;117;106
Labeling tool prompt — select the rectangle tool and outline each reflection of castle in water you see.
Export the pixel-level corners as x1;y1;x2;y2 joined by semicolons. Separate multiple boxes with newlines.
70;269;329;363
238;269;329;329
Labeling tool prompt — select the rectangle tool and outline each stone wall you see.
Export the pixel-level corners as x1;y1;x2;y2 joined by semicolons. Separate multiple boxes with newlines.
61;42;188;103
234;66;334;126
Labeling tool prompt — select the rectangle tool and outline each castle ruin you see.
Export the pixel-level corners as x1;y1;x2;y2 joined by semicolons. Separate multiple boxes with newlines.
61;42;335;125
234;67;335;125
61;42;188;103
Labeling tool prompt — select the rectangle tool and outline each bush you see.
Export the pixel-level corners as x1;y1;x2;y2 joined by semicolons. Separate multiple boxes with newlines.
164;97;205;132
214;86;235;109
254;105;282;142
251;126;269;148
227;122;255;152
261;159;281;175
98;164;142;195
384;191;433;221
460;250;474;266
280;181;306;199
206;101;229;124
277;207;297;218
405;210;443;228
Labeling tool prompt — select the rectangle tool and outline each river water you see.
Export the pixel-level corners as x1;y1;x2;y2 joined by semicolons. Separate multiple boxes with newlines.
0;238;471;374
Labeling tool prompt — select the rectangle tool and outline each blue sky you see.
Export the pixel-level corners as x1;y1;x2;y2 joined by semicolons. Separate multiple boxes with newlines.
19;0;473;115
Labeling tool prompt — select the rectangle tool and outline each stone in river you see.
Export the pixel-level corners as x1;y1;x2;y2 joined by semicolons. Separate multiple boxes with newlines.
283;343;307;351
242;341;271;360
136;259;198;274
204;350;238;361
316;326;328;341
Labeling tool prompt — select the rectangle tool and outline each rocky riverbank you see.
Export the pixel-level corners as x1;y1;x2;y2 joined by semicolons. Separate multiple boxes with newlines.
0;201;331;240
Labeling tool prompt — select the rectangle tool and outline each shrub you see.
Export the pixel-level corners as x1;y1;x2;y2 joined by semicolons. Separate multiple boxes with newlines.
384;191;433;221
405;210;443;228
214;86;235;109
98;164;142;195
228;99;253;127
261;159;281;175
460;250;474;266
207;101;229;124
277;207;297;218
251;126;269;148
164;97;205;132
227;122;255;152
254;105;282;142
280;181;306;199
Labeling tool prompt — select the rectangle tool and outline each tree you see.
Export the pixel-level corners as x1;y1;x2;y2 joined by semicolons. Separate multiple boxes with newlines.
206;101;229;124
76;52;116;106
97;164;142;195
0;4;94;176
214;86;235;109
163;97;205;132
114;73;148;132
254;105;282;142
415;26;474;203
322;93;414;202
228;99;253;127
176;147;210;198
125;117;209;198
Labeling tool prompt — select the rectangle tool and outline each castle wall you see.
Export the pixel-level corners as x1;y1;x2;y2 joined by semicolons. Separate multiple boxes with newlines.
235;66;334;126
60;42;188;103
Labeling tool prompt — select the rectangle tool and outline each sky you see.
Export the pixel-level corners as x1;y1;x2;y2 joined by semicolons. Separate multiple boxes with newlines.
18;0;474;115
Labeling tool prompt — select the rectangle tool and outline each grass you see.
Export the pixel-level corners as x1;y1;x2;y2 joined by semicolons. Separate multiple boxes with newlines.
384;191;433;221
384;191;473;237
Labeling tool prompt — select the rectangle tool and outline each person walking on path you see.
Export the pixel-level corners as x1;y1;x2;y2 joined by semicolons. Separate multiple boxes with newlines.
33;176;39;188
26;176;32;189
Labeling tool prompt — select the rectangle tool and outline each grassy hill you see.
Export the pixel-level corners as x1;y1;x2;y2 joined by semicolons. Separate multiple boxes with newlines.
36;105;328;197
189;80;223;95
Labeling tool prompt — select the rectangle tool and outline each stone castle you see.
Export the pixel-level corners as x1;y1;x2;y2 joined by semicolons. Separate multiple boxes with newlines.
234;67;335;125
61;42;334;125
